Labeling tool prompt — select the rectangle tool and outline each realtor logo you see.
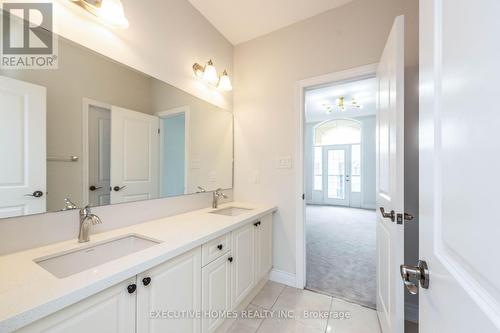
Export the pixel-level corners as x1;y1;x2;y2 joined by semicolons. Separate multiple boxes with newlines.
1;2;58;69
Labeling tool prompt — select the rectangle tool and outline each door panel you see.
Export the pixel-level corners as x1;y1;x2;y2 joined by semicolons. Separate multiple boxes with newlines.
110;106;159;204
137;248;202;333
375;16;405;333
88;106;111;207
231;224;255;307
202;253;231;333
0;76;46;218
420;0;500;331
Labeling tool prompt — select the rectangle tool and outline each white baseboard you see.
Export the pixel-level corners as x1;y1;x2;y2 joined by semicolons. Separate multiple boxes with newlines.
405;302;418;323
269;269;296;287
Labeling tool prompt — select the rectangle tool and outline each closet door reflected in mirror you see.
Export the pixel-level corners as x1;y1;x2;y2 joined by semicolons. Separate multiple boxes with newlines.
0;34;233;219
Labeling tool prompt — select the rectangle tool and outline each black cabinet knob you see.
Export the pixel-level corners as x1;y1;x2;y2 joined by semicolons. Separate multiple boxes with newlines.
254;221;261;227
142;277;151;286
228;257;233;263
127;284;137;294
217;244;223;250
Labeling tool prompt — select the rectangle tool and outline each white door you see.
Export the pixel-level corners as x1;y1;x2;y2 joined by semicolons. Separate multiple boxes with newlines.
137;248;202;333
323;145;350;206
17;279;136;333
375;16;405;333
231;223;255;308
0;76;46;218
202;252;231;333
88;105;111;207
254;214;273;282
419;1;500;331
110;106;159;204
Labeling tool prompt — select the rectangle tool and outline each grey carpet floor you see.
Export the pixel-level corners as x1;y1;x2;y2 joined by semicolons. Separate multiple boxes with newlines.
306;205;377;309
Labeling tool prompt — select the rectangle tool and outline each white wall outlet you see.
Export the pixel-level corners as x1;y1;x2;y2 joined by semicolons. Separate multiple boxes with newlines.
276;155;293;169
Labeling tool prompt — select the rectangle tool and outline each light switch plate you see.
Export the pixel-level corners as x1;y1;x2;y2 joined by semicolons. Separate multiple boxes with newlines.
276;155;293;169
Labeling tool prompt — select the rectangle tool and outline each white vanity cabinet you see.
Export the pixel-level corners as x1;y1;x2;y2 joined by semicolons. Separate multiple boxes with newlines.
13;213;274;333
16;279;137;333
137;248;202;333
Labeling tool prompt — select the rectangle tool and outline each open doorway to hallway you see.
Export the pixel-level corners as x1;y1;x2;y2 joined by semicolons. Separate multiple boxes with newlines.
304;77;377;309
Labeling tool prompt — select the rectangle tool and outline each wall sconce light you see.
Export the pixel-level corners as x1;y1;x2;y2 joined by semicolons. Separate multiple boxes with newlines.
192;60;233;91
70;0;130;29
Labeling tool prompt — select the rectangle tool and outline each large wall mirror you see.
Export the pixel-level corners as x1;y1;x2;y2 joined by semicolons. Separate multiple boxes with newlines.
0;36;233;219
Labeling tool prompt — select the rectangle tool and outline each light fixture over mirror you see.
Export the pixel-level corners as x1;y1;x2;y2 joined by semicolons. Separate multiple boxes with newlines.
192;60;233;91
70;0;130;28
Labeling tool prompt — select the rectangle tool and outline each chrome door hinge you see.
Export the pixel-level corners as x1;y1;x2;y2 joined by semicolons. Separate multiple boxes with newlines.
400;260;429;295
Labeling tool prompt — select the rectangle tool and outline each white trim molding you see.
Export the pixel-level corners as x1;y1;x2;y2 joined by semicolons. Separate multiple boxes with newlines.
269;269;296;288
295;63;379;289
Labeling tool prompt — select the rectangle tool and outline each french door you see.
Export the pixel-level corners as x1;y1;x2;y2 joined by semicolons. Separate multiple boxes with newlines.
322;145;350;206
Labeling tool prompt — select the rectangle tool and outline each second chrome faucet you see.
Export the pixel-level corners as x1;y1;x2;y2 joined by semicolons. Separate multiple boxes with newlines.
212;188;228;209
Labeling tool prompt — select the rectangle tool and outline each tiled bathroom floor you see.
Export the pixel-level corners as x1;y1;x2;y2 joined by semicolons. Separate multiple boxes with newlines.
227;281;381;333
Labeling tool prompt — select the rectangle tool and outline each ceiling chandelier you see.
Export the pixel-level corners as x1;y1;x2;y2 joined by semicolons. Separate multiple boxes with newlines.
323;96;363;113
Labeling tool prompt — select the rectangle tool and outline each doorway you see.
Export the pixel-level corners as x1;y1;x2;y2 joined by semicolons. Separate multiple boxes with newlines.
300;70;378;309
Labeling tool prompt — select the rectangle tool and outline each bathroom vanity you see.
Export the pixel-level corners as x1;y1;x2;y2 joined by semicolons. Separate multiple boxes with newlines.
0;203;276;333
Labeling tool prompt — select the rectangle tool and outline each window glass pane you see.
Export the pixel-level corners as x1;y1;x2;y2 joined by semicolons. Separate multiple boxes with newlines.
313;147;322;191
327;150;345;199
351;144;361;192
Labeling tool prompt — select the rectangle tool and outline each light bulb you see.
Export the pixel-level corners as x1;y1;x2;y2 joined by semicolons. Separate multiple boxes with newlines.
96;0;129;28
218;70;232;91
203;60;219;86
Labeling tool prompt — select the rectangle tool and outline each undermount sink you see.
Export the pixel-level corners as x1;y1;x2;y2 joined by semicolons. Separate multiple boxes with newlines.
35;235;161;278
210;207;253;217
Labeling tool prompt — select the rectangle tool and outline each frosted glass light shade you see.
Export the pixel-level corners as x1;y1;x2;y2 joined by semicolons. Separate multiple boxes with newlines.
203;60;219;85
218;70;232;91
96;0;129;28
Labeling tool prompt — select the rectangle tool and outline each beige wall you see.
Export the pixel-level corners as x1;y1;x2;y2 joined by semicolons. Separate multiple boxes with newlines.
233;0;418;301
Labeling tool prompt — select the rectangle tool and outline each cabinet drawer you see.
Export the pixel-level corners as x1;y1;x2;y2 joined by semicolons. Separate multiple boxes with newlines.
202;233;231;266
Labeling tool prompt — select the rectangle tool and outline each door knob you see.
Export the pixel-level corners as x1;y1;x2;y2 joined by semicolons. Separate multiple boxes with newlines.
142;277;151;286
400;260;429;295
113;185;126;192
89;185;102;191
25;191;44;198
127;284;137;294
379;207;395;222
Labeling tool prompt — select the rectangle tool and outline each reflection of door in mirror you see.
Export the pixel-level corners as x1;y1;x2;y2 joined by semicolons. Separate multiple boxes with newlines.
157;107;189;198
0;76;47;218
110;106;160;204
88;105;111;207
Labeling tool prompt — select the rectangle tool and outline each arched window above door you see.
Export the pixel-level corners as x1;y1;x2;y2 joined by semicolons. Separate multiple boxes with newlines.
314;119;361;145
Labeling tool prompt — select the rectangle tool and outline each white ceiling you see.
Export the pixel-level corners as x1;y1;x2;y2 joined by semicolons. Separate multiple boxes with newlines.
305;77;377;123
187;0;354;45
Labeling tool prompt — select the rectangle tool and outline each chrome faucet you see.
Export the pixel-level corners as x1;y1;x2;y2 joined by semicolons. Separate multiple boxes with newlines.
78;206;102;243
212;188;228;209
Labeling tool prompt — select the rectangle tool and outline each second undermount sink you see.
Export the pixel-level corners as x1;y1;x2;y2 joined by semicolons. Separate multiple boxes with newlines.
35;235;161;278
210;206;253;217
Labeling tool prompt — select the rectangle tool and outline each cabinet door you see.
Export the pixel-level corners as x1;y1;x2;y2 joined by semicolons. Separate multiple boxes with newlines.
137;247;202;333
202;253;231;333
17;279;136;333
255;214;273;282
231;223;255;308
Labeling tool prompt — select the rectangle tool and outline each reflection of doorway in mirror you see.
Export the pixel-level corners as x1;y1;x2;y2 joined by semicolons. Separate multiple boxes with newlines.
88;105;111;207
157;107;190;198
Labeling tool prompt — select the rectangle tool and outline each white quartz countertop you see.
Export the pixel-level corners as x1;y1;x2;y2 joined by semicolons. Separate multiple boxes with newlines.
0;202;277;333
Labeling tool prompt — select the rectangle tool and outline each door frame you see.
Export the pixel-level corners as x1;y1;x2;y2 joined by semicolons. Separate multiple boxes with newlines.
81;98;112;206
295;63;378;288
156;106;190;196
